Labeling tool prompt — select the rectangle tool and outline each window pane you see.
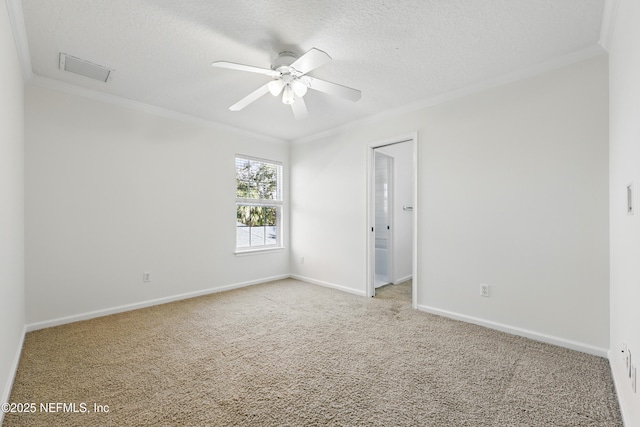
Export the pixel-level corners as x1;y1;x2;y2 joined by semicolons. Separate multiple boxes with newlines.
263;206;277;226
236;204;279;248
236;224;250;248
235;157;282;201
236;205;250;226
251;225;265;246
265;225;277;245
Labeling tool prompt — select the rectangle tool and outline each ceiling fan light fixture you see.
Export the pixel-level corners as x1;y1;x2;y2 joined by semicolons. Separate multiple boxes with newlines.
212;47;361;118
291;80;308;97
268;80;284;96
282;85;295;105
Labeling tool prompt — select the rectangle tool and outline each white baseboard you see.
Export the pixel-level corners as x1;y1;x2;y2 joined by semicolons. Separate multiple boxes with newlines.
290;274;367;297
393;275;412;285
25;274;290;332
417;304;608;358
1;325;27;426
608;349;632;427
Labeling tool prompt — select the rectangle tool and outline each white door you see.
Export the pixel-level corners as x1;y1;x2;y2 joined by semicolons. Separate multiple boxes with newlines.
374;151;393;288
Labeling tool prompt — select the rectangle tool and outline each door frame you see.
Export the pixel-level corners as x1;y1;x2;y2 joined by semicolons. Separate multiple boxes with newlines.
366;132;418;309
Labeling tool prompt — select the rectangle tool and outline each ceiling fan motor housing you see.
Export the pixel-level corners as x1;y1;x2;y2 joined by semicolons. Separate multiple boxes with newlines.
271;51;298;72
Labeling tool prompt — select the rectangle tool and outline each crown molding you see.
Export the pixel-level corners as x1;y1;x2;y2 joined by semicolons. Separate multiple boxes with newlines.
9;0;609;146
292;45;607;145
27;75;288;145
5;0;33;80
599;0;620;52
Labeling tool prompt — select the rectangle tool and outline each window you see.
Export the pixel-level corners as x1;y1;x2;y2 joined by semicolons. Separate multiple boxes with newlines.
235;156;283;251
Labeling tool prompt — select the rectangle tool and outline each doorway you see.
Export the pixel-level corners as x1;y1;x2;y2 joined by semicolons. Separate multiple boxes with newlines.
367;133;418;308
374;151;393;288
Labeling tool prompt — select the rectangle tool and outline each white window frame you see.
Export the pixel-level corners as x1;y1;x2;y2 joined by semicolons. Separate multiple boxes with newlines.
235;155;283;253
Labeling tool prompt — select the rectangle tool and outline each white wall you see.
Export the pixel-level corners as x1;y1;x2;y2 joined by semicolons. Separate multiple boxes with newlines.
289;131;368;294
25;85;290;326
609;0;640;423
291;55;609;352
0;0;25;415
378;142;414;284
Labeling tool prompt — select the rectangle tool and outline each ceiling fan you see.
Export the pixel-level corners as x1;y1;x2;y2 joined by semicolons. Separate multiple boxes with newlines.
211;48;361;120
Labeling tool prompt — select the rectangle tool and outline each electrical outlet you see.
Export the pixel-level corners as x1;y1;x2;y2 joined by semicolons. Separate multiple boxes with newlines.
300;256;305;265
480;284;490;297
633;365;637;393
143;271;151;283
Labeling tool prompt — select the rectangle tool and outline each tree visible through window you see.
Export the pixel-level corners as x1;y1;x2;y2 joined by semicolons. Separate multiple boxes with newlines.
235;156;282;250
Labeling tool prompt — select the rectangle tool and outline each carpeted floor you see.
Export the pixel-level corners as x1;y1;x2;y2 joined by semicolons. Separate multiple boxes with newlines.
4;279;622;426
375;280;413;302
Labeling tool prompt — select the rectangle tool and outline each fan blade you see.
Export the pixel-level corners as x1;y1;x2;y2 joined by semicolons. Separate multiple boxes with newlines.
306;77;361;102
291;96;309;120
290;48;331;75
229;83;271;111
212;61;279;77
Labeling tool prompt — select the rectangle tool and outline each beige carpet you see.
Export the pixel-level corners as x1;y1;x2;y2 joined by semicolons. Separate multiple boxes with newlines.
5;279;622;426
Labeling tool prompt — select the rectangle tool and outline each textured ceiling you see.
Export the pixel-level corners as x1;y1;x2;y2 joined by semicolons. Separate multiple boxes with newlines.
19;0;606;141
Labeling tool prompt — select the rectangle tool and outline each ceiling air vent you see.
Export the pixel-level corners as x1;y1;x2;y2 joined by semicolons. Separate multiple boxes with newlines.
59;53;114;82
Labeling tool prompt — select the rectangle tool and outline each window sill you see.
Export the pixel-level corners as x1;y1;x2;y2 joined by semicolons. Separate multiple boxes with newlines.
234;247;285;256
